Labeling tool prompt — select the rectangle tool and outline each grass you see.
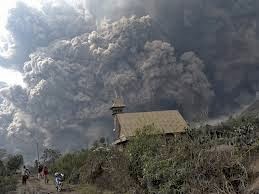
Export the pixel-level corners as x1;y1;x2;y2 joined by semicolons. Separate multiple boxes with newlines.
76;184;113;194
0;175;18;193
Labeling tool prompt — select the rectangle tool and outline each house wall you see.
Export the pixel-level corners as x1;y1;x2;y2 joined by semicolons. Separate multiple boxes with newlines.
114;116;121;139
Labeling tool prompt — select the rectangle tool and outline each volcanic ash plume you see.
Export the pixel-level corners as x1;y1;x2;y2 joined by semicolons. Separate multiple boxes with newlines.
1;0;257;158
5;1;95;68
0;14;213;156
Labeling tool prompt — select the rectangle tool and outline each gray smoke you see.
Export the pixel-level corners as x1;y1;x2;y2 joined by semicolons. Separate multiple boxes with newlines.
79;0;259;112
0;0;257;159
143;0;259;115
3;1;95;69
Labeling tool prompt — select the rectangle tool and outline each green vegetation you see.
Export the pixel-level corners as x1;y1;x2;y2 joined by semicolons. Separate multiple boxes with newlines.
0;176;17;193
48;116;259;193
6;154;23;172
0;153;23;193
77;184;114;194
41;148;61;166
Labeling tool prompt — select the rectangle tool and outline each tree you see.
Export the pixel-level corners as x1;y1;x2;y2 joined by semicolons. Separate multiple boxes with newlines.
34;160;39;169
92;137;108;149
6;155;23;172
0;149;7;160
41;148;61;165
0;160;6;176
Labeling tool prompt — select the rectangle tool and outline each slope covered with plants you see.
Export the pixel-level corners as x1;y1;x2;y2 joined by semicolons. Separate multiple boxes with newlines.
50;116;259;194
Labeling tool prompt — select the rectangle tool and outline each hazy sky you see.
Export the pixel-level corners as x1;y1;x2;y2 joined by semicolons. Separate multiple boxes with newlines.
0;66;25;86
0;0;82;87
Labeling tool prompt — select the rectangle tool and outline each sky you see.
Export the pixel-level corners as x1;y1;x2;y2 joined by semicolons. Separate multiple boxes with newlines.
0;66;25;86
0;0;41;87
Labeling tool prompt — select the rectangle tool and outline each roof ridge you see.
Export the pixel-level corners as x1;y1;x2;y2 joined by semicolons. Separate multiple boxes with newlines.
117;110;179;115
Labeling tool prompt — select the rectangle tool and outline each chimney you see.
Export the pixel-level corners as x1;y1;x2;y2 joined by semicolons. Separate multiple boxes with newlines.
111;97;126;139
110;97;126;116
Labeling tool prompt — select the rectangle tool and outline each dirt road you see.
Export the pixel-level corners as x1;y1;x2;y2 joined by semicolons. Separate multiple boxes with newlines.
10;175;78;194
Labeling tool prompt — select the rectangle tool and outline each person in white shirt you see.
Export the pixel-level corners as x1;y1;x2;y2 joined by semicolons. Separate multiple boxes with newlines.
21;166;30;185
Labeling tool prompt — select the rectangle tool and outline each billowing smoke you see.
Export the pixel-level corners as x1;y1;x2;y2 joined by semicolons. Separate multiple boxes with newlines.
77;0;259;114
144;0;259;115
3;1;95;68
0;0;258;159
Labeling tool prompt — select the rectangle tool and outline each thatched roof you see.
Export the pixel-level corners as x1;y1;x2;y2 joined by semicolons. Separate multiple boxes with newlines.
116;110;188;140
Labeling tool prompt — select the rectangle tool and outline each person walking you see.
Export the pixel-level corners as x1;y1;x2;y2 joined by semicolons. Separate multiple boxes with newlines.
21;166;30;185
38;164;43;179
43;166;49;184
55;172;65;192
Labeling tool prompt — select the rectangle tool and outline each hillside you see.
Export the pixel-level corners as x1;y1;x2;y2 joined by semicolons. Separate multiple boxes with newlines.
2;116;259;193
241;99;259;118
41;117;259;194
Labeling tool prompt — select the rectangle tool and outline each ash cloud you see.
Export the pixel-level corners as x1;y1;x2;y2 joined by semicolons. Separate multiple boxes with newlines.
144;0;259;115
22;16;211;147
3;1;95;69
0;0;258;159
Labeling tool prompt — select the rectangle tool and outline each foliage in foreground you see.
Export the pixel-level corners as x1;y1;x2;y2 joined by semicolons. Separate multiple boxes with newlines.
51;116;259;194
0;176;18;193
0;154;23;193
126;124;252;194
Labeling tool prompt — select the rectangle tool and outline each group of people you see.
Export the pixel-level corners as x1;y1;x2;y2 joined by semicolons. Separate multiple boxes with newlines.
21;164;49;185
38;164;49;184
21;163;64;191
39;164;65;191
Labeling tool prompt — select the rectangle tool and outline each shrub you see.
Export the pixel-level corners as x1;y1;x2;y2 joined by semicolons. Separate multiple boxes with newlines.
79;148;141;193
126;123;253;193
0;176;17;193
6;154;23;173
41;148;61;166
50;117;259;193
0;160;6;176
51;150;89;183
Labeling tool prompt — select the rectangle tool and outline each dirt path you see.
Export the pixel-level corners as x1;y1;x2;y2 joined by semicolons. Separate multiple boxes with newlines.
12;175;78;194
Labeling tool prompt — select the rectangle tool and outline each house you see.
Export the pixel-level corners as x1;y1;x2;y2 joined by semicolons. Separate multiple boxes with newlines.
111;97;188;145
